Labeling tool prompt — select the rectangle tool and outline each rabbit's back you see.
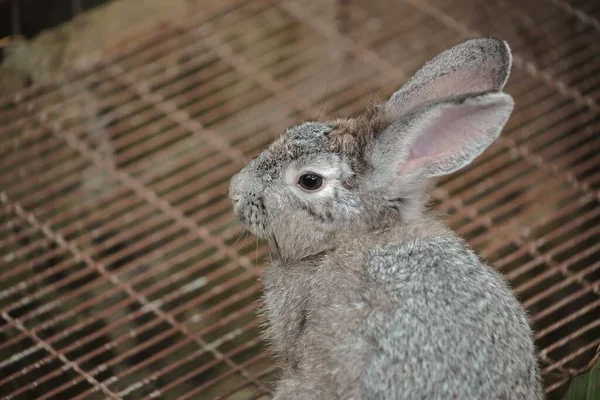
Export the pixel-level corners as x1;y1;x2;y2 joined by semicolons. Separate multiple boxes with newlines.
265;232;542;399
359;235;541;399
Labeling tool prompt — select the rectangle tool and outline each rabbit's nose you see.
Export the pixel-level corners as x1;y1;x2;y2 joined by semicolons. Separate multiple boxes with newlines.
229;172;244;204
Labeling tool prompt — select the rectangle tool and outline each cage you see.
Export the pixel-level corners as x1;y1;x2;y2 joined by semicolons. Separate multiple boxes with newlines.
1;0;599;399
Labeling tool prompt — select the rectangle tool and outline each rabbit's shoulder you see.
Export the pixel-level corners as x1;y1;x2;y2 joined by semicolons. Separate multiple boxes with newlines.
362;233;521;315
364;233;487;287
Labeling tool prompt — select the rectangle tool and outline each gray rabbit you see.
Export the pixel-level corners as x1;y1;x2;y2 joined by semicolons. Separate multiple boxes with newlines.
229;38;542;400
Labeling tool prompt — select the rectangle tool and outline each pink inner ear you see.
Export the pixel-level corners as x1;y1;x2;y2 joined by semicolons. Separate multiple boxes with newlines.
397;104;485;176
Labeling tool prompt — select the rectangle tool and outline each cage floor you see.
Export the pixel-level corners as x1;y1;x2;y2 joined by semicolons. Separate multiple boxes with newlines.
1;0;600;399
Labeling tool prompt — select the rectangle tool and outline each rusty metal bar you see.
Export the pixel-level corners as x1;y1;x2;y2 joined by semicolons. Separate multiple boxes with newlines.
2;0;599;397
1;311;120;399
0;193;269;396
545;0;600;31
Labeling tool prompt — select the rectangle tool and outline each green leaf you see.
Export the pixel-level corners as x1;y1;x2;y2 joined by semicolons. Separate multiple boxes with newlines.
563;351;600;400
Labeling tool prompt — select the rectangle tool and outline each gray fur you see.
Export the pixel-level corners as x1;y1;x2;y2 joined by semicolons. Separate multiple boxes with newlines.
229;38;542;399
387;37;512;116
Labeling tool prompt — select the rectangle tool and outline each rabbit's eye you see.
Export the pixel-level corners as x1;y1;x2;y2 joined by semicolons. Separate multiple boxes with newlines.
298;174;323;191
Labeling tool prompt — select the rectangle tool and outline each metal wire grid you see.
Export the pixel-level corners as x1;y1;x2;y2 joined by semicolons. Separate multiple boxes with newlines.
1;0;599;398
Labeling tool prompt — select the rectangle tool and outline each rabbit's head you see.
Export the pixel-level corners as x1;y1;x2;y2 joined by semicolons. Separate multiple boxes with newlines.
230;38;513;260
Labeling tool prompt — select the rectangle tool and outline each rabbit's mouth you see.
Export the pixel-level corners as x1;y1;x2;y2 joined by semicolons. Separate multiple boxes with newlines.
233;199;268;239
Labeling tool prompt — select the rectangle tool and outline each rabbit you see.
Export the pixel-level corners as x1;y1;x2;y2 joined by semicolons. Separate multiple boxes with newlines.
229;37;543;400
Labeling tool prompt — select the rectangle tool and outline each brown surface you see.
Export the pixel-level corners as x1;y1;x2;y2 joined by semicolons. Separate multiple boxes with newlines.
1;0;600;398
0;0;220;95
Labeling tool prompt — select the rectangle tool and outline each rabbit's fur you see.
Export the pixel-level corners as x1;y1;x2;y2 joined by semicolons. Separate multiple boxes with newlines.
229;38;542;399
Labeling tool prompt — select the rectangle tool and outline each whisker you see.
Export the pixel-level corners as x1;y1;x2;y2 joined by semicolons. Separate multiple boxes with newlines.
239;231;250;252
231;225;245;247
255;237;260;270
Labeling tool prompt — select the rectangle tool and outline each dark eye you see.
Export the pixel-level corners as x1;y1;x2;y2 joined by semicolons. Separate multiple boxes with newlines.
298;174;323;191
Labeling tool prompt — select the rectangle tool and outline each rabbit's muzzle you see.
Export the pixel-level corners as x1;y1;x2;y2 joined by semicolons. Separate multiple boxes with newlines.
229;170;268;238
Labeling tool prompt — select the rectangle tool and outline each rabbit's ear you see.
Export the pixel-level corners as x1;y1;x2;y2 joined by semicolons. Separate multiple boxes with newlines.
386;37;512;117
371;92;513;192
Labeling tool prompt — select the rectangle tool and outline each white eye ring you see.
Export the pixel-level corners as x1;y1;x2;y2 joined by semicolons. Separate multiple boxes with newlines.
297;173;325;191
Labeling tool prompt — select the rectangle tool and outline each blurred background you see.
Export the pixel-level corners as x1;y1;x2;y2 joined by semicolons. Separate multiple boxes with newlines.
1;0;599;399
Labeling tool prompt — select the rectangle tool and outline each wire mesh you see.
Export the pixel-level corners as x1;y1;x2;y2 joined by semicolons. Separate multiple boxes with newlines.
1;0;599;398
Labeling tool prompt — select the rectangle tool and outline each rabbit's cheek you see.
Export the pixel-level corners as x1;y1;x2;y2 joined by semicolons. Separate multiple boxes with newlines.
233;196;269;238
